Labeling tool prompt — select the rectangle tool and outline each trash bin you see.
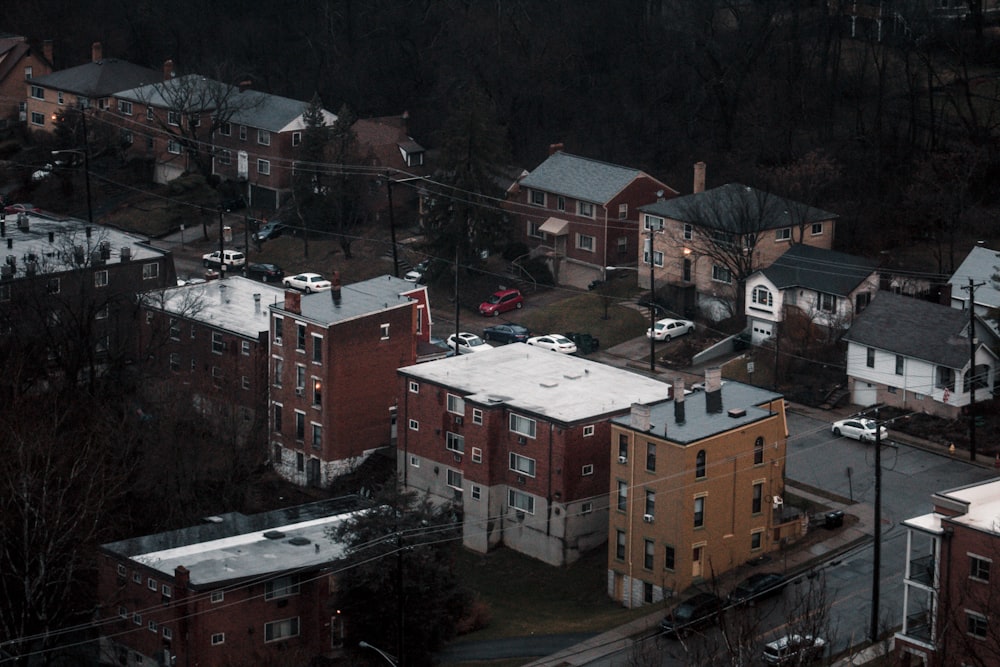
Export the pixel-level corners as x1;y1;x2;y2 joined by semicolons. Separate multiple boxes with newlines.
824;510;844;529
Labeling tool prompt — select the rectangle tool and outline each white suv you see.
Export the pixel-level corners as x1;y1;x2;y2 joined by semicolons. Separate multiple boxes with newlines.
202;250;246;269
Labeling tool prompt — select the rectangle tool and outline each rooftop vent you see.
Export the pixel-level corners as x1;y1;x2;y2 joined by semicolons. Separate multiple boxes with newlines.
263;530;286;540
728;407;747;418
288;536;311;546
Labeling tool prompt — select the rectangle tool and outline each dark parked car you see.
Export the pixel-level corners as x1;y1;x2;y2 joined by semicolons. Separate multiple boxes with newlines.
220;196;246;212
728;572;788;606
482;323;531;344
660;593;723;638
253;220;287;243
246;263;285;283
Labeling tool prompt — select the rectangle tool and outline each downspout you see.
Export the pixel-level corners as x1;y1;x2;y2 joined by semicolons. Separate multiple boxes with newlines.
627;431;635;607
546;423;554;537
402;377;409;488
602;204;609;279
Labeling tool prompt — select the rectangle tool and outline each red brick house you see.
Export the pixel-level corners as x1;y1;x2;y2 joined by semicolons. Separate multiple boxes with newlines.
507;146;677;286
0;35;53;123
396;344;669;566
97;497;366;667
269;275;431;487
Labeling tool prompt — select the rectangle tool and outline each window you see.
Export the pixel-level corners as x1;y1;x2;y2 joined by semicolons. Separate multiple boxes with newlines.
265;575;299;599
472;408;483;425
167;110;181;126
146;107;154;121
295;411;305;439
0;285;9;302
527;220;545;238
380;323;390;339
936;366;955;391
219;122;231;136
775;227;791;241
644;247;663;267
754;437;764;465
265;617;300;642
970;554;991;582
148;620;158;633
752;286;773;307
27;66;34;80
117;564;127;577
446;432;465;454
471;447;482;463
751;530;763;550
576;234;595;251
148;578;157;591
811;222;823;235
866;347;875;368
240;340;250;356
646;442;656;472
408;380;419;393
712;265;732;284
31;85;44;99
30;111;44;126
118;100;133;115
664;545;676;570
578;201;595;217
617;480;628;511
615;530;626;559
133;613;142;626
273;358;284;386
644;215;664;232
509;453;536;477
311;423;322;448
471;485;481;500
645;489;655;517
618;434;629;461
121;129;133;145
312;335;323;363
683;223;693;240
162;627;173;640
257;129;271;145
694;496;705;528
967;611;988;639
408;419;418;431
644;539;655;569
296;324;306;350
46;278;60;294
509;489;534;514
239;125;248;141
258;159;271;175
618;203;628;219
895;355;904;375
133;572;142;584
447;469;463;490
583;425;594;437
140;262;160;281
292;131;302;146
529;190;545;206
118;605;128;618
819;292;836;312
212;332;225;354
167;139;181;154
617;236;628;256
509;413;536;438
409;455;419;467
582;464;594;476
211;633;225;645
447;393;465;415
211;366;223;384
211;591;224;603
682;258;692;282
695;450;706;479
273;404;283;432
752;482;763;514
218;149;231;165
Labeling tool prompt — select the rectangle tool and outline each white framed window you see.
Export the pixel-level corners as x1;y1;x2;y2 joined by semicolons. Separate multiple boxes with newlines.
148;578;157;591
509;413;536;438
775;227;791;241
556;195;565;211
93;270;109;287
219;122;231;136
644;215;664;232
27;66;35;80
582;502;593;514
211;632;224;645
529;190;545;206
167;110;181;126
752;286;772;307
292;131;302;146
167;139;181;154
644;247;663;267
509;452;536;477
967;611;988;639
472;447;482;463
117;564;127;577
811;222;823;235
312;334;323;363
31;85;44;100
257;159;271;175
148;620;158;633
509;489;535;514
683;223;693;240
162;627;173;640
380;323;390;339
133;572;142;584
577;201;595;217
969;554;991;582
212;331;225;354
257;129;271;145
472;408;483;425
527;220;546;238
241;340;251;356
582;464;594;476
118;606;128;619
408;419;418;431
446;432;465;454
617;236;628;255
471;485;481;500
30;111;45;126
211;590;224;603
447;393;465;415
265;575;299;600
118;100;133;115
583;425;594;437
618;203;628;219
409;380;419;393
409;455;419;467
162;584;171;597
712;264;732;284
239;125;247;141
218;149;231;165
146;107;154;121
446;469;463;490
818;292;836;312
751;529;763;550
576;234;595;251
133;613;142;626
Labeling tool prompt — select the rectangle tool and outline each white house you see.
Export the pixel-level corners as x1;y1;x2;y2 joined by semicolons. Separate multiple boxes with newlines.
948;245;1000;336
843;292;997;418
744;244;879;344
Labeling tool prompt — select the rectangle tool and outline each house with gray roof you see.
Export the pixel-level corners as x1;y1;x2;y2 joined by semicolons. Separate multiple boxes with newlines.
509;145;676;287
843;292;996;418
744;244;879;344
948;244;1000;336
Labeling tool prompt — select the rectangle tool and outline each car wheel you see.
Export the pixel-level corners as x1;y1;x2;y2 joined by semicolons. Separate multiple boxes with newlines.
304;287;312;294
860;434;870;443
833;427;841;437
261;275;268;282
516;302;523;309
664;334;672;342
492;310;499;317
203;260;210;268
483;333;491;341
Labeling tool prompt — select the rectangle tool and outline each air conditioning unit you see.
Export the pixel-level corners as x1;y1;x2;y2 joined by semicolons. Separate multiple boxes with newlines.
517;475;526;484
772;495;784;508
454;416;464;425
643;514;654;523
453;453;462;462
517;436;527;445
618;455;628;464
295;387;305;397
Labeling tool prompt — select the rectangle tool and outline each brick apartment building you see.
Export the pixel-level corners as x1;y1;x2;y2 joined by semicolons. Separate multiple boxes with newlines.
137;276;283;447
97;497;367;667
396;344;670;566
896;478;1000;666
508;146;676;286
608;370;792;608
269;275;431;487
0;35;53;122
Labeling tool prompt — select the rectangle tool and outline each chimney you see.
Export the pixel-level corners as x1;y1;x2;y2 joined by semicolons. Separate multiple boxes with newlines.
237;79;252;92
284;290;301;314
43;40;53;64
629;403;651;432
92;42;103;63
163;59;175;80
548;142;565;155
330;271;342;307
704;366;723;414
254;293;261;315
217;283;228;304
673;377;686;424
693;162;706;193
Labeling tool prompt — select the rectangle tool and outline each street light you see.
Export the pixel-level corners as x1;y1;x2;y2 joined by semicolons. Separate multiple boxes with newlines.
359;641;398;666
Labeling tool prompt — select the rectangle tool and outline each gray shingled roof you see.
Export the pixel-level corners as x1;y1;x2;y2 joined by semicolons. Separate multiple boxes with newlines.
843;292;974;368
948;245;1000;309
30;59;160;97
518;151;668;204
761;244;876;297
639;183;838;231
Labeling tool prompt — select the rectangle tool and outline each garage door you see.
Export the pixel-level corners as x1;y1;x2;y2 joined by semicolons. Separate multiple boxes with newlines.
852;381;877;407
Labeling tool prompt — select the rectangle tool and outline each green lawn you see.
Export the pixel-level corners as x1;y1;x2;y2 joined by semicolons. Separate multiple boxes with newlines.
516;282;649;351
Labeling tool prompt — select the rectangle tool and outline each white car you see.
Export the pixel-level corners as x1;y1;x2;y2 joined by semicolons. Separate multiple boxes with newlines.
831;418;887;443
762;634;826;665
446;332;494;354
282;272;332;293
527;334;577;354
31;163;54;181
646;318;695;341
202;249;246;269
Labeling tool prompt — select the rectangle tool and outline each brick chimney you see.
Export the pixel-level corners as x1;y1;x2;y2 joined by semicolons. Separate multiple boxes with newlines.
673;377;686;424
704;366;723;414
42;40;53;64
163;59;175;80
91;42;102;63
284;290;301;314
693;162;706;193
630;402;651;432
330;271;342;307
548;142;564;155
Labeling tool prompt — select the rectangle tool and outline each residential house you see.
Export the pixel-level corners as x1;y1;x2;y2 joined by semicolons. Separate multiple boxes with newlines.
269;275;431;487
838;0;1000;42
112;73;336;207
608;370;792;608
896;478;1000;667
0;35;53;122
137;276;282;446
97;497;367;667
396;344;671;566
0;209;176;376
509;146;676;286
23;42;160;132
639;162;837;320
843;292;996;418
948;244;1000;336
744;244;879;344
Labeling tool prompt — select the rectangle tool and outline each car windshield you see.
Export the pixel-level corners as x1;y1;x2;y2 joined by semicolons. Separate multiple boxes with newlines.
552;335;572;344
860;419;877;429
487;294;503;304
467;337;484;346
673;604;695;621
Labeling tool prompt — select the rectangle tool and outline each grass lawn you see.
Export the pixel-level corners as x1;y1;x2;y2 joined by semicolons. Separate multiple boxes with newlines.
451;546;654;642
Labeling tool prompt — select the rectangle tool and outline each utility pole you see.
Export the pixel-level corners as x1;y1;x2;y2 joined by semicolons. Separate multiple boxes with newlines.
386;172;399;278
869;406;883;643
962;277;984;462
217;206;225;276
645;226;657;373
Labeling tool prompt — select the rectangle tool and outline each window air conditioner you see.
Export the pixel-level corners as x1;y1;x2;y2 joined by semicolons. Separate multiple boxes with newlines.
618;455;628;464
295;387;304;397
643;514;654;523
454;416;464;425
517;436;527;445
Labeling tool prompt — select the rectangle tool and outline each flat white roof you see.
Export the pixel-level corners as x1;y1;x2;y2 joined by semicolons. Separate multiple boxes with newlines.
143;276;283;338
905;478;1000;535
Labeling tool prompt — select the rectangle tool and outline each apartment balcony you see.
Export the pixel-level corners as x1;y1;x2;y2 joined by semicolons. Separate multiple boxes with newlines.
907;553;935;586
903;610;933;644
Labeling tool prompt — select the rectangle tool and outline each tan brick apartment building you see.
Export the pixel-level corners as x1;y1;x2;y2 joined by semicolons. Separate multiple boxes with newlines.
608;371;790;608
97;497;365;667
269;275;431;487
396;344;669;566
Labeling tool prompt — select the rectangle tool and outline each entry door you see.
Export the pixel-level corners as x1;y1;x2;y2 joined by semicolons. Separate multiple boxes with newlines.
692;546;703;579
307;457;320;487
